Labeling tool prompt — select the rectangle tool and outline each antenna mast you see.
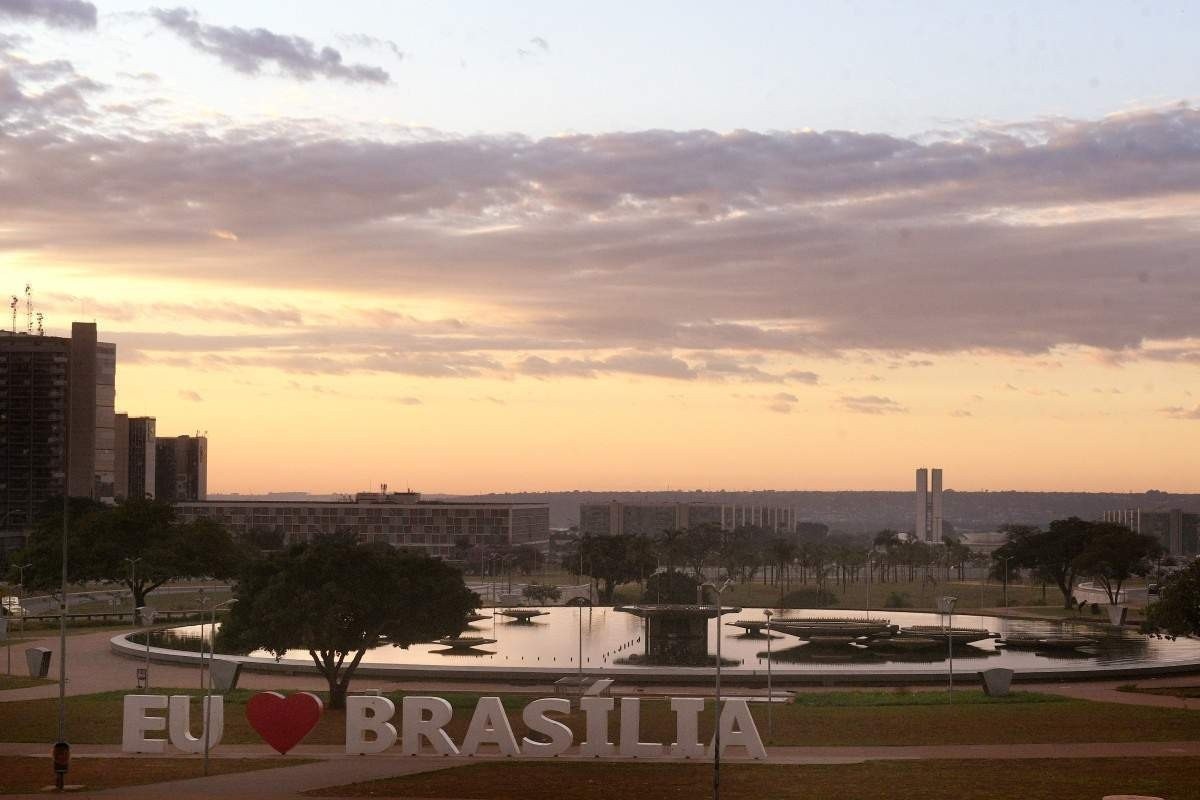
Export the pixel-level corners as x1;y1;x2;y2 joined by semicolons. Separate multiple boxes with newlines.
24;283;32;334
9;295;16;334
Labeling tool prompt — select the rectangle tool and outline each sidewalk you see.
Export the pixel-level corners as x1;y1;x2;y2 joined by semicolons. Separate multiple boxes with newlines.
4;740;1200;799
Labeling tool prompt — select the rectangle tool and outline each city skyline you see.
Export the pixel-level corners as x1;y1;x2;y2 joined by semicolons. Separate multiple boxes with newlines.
4;2;1200;494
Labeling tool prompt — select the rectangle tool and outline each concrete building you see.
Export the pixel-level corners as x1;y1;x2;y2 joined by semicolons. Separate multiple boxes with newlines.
114;415;156;501
176;491;550;558
915;467;944;543
155;434;206;502
579;501;797;536
0;322;115;553
1102;508;1199;559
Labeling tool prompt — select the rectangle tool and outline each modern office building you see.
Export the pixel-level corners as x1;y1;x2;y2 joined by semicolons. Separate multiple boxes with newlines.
0;322;115;553
176;491;551;558
1102;508;1199;558
155;434;207;502
579;501;798;536
114;414;156;501
915;467;944;543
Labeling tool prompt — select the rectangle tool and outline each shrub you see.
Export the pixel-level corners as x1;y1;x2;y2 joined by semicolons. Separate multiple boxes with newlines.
644;571;701;604
883;591;912;609
779;587;839;608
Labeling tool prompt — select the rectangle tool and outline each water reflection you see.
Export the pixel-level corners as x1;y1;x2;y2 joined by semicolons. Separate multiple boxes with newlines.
146;607;1199;675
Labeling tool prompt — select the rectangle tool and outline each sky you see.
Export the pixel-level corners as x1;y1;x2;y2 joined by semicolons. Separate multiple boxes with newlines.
2;0;1199;494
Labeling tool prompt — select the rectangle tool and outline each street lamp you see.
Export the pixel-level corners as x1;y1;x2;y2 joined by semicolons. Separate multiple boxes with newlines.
5;563;32;674
203;599;235;776
1000;556;1013;608
701;578;732;800
124;558;142;622
938;595;957;704
763;609;773;742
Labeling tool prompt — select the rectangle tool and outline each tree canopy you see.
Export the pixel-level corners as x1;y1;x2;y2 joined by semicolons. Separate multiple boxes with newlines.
991;519;1094;608
218;534;478;709
1142;559;1200;638
20;497;241;609
1071;524;1161;605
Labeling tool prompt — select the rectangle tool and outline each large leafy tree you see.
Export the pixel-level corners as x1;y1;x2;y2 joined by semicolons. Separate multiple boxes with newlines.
218;534;478;709
562;534;646;604
1143;559;1200;638
1072;524;1162;605
21;497;240;609
992;519;1094;608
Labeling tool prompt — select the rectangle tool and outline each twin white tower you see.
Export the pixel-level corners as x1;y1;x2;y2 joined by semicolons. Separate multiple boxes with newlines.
915;467;943;543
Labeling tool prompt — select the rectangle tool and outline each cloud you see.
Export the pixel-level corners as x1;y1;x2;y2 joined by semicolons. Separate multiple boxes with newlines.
840;395;907;415
9;101;1200;380
390;396;422;405
150;8;389;84
178;389;203;402
1161;406;1200;420
0;0;96;30
950;409;973;418
338;33;404;61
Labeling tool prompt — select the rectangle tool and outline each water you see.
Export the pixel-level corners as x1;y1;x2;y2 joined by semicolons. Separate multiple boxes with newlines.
150;607;1200;676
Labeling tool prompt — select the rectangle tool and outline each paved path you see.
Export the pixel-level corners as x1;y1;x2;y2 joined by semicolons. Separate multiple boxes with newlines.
4;740;1200;799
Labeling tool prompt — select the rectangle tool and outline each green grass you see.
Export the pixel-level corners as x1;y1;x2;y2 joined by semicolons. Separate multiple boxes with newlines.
306;758;1200;800
0;755;312;794
0;688;1196;748
0;674;55;690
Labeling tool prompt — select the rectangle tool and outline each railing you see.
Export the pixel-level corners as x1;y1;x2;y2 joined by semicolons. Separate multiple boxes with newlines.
15;608;230;624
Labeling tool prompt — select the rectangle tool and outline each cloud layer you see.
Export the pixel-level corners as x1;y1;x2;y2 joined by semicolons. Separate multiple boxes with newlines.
0;0;96;30
150;7;389;84
4;42;1200;386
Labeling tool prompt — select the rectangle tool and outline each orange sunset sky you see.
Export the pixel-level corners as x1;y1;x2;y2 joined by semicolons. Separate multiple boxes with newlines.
4;3;1199;494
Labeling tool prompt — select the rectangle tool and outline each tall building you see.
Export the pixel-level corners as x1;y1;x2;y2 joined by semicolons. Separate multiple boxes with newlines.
155;434;207;502
915;467;944;543
579;501;798;536
1102;508;1199;558
114;414;156;501
176;491;550;558
0;322;115;552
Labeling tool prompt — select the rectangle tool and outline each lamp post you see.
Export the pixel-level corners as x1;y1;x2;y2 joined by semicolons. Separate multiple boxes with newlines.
702;578;732;800
938;595;957;704
6;562;32;675
124;557;142;623
136;606;155;689
203;599;235;776
763;608;773;742
1001;556;1013;608
865;554;874;621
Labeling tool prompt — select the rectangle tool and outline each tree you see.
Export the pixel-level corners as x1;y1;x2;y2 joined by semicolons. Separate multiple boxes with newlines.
644;570;700;604
562;535;645;604
20;497;241;610
680;524;720;579
522;583;562;604
1072;524;1161;605
992;519;1093;608
1143;559;1200;638
218;534;477;709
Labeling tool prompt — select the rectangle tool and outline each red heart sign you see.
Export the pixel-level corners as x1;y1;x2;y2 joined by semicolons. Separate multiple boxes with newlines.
245;691;323;754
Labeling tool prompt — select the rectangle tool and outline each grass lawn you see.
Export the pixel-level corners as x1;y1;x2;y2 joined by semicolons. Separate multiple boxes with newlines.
0;674;55;690
0;688;1196;748
0;755;310;794
306;758;1200;800
1119;684;1200;699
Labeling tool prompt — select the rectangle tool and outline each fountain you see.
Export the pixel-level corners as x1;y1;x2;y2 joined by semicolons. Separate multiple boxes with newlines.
616;604;742;665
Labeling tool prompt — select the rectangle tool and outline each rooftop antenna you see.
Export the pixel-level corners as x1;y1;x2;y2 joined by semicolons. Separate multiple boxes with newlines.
9;295;17;334
24;284;32;334
36;312;44;336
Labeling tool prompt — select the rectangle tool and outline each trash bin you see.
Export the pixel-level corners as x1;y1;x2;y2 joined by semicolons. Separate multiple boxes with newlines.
25;647;52;678
980;667;1013;697
209;658;242;692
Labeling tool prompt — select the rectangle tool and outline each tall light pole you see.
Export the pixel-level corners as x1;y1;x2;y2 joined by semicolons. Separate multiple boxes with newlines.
763;608;773;742
702;578;732;800
865;554;873;621
203;599;235;776
124;557;142;622
938;595;957;704
6;562;32;674
1001;556;1013;608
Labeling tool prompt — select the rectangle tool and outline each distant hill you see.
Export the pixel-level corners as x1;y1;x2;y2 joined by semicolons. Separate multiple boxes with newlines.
425;490;1200;533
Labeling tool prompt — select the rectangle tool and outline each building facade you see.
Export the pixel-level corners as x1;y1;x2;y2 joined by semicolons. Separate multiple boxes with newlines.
915;467;944;543
176;492;551;558
115;414;156;501
155;434;207;502
1102;508;1199;558
0;322;115;553
579;501;798;536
